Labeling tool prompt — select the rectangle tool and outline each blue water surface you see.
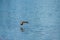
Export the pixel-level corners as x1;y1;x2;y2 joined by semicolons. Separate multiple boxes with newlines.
0;0;60;40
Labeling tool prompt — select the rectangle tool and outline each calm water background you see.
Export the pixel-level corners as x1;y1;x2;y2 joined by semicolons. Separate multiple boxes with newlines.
0;0;60;40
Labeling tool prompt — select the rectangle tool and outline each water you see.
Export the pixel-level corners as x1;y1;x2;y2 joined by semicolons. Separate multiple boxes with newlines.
0;0;60;40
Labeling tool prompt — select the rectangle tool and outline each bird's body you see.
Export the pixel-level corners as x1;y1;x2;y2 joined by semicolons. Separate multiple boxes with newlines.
20;21;28;25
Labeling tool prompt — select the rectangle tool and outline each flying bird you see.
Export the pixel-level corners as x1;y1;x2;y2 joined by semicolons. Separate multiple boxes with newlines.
20;21;28;25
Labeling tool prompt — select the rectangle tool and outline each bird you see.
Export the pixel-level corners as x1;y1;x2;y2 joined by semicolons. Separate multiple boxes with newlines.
20;21;28;32
20;21;28;25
